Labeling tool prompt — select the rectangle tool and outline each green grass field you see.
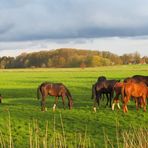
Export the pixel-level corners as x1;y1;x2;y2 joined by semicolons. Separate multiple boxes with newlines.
0;65;148;147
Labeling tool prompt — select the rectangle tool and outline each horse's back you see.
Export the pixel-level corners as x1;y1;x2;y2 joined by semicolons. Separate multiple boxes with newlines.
132;75;148;86
124;81;147;97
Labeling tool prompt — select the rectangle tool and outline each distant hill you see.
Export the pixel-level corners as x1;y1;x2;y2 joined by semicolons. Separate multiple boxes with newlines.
0;48;147;68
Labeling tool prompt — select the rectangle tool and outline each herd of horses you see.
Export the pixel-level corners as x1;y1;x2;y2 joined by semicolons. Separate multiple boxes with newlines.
0;75;148;113
91;75;148;113
36;75;148;113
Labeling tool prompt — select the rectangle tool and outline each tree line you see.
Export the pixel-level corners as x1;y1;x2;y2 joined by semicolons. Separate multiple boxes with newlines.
0;48;147;69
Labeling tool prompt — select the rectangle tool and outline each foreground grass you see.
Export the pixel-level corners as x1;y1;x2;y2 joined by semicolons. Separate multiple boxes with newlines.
0;65;148;147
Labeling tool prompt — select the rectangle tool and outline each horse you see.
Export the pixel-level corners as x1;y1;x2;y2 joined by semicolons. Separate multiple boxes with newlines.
112;82;124;110
124;75;148;86
121;81;148;113
37;82;73;111
91;76;107;101
0;94;2;103
92;79;119;112
132;75;148;86
97;76;106;82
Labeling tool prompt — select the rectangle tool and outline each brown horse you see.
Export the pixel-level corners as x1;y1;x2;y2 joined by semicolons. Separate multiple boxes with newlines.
0;94;2;103
37;82;73;111
92;79;119;112
112;82;124;110
124;75;148;86
121;81;148;113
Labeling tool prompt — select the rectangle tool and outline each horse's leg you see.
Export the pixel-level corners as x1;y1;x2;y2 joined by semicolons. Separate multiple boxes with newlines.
112;95;120;110
112;92;117;110
93;93;100;112
105;93;109;107
116;91;121;110
135;98;139;110
125;95;130;112
122;95;129;113
41;96;46;112
93;99;97;112
96;93;100;106
53;97;58;111
142;96;146;112
122;97;127;113
109;91;114;108
139;97;143;108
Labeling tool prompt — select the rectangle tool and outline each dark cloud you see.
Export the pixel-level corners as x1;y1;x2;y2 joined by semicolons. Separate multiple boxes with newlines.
0;0;148;41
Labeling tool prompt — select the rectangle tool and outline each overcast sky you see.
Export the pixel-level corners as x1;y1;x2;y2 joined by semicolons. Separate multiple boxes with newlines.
0;0;148;57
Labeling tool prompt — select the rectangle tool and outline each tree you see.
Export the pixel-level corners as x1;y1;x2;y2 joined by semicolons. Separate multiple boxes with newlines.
91;55;101;67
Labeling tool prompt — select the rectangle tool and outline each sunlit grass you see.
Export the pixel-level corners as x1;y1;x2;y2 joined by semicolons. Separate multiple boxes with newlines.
0;65;148;147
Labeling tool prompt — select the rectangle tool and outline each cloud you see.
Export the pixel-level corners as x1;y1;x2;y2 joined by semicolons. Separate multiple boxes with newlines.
0;1;148;57
0;0;148;41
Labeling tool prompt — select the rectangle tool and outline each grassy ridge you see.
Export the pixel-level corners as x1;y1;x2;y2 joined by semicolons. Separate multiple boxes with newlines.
0;65;148;147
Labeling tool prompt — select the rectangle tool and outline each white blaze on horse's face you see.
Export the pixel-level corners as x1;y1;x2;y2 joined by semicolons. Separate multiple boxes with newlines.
53;104;56;111
93;107;96;112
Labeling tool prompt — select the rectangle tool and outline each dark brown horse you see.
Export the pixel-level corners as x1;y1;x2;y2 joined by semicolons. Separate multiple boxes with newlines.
132;75;148;86
121;81;148;113
92;78;119;112
0;94;2;103
37;82;73;111
91;76;107;101
124;75;148;86
97;76;107;83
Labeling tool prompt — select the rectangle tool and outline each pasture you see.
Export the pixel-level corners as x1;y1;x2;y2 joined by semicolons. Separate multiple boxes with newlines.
0;65;148;147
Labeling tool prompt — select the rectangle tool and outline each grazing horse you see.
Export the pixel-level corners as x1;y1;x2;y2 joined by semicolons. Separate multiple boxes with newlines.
132;75;148;86
124;75;148;86
92;79;119;112
112;82;124;110
121;82;148;113
37;82;73;111
91;76;107;101
97;76;106;82
0;94;2;103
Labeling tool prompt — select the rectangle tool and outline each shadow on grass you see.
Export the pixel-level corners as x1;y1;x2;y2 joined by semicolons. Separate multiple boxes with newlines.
0;88;37;98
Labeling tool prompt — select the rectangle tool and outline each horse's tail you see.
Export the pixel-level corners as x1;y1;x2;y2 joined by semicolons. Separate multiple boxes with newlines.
91;84;96;99
37;85;41;100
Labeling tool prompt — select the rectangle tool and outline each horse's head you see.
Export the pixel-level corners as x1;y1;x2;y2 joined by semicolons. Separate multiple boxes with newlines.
68;99;73;110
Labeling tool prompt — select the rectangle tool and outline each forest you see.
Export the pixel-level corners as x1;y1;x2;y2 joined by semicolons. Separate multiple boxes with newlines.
0;48;147;68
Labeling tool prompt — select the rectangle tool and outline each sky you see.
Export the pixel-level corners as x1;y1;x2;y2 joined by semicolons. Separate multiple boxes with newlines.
0;0;148;57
